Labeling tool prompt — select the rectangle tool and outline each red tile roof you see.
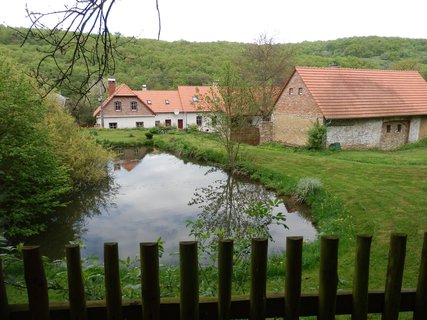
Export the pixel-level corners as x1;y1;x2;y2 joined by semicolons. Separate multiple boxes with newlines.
93;84;211;117
294;67;427;119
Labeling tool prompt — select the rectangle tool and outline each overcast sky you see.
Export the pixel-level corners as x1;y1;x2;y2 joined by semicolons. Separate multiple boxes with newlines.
1;0;427;44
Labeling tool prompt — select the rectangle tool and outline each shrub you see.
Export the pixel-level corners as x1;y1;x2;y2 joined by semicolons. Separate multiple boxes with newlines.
306;119;327;149
145;132;153;140
293;177;323;203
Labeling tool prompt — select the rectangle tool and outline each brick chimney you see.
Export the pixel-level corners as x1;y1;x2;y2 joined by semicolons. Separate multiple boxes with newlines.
108;78;116;96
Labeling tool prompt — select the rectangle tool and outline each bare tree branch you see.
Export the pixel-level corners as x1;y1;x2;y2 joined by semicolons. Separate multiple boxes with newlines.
156;0;161;41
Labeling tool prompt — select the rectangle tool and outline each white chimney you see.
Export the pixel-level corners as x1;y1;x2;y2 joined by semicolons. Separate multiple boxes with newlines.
142;84;147;91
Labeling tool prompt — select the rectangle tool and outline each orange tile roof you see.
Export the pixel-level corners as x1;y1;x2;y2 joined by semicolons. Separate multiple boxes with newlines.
177;86;212;112
135;90;182;113
294;67;427;119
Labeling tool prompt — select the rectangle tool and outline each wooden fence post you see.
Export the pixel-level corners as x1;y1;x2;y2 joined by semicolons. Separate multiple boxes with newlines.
66;244;88;320
285;236;303;320
382;233;406;320
104;242;123;320
352;235;372;320
140;242;160;320
218;240;233;320
180;241;199;320
414;232;427;320
318;236;339;320
0;257;10;320
250;238;268;320
22;245;50;320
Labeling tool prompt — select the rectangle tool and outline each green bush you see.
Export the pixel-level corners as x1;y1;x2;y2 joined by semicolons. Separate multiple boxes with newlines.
306;119;327;149
145;132;153;140
293;177;323;203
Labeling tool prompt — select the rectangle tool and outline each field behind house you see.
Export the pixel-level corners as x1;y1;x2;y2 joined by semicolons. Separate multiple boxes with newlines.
91;128;427;292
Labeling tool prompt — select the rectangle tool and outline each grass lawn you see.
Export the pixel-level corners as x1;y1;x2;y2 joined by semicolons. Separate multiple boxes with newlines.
89;128;427;292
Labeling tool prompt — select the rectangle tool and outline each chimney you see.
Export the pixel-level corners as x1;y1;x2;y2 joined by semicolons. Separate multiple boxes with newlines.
142;84;147;91
108;78;116;96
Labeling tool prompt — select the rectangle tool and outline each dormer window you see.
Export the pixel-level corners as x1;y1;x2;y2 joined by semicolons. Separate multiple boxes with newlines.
192;96;199;102
131;101;137;111
147;100;152;105
289;88;294;95
165;99;170;105
298;87;303;95
114;101;122;111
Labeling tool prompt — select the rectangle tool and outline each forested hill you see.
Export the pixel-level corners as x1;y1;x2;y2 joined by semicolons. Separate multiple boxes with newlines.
1;25;427;91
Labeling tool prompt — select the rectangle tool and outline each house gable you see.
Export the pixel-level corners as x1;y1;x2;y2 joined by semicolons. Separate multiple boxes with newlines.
102;96;155;117
273;71;323;146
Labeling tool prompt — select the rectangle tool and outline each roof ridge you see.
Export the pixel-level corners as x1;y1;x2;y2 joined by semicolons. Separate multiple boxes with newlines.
295;66;420;73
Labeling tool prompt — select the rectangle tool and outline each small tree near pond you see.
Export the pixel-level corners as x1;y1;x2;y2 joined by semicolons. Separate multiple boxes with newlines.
196;63;257;169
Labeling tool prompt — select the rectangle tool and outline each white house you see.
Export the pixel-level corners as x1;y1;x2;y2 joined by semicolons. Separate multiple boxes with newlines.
93;79;211;130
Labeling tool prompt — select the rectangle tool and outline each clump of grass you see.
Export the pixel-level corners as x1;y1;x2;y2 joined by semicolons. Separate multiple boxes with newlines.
293;177;323;203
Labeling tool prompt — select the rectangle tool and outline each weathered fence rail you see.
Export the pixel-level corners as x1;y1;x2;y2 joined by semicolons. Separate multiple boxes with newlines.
1;233;427;319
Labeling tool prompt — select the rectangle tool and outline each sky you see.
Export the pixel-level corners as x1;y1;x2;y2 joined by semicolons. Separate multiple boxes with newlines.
1;0;427;44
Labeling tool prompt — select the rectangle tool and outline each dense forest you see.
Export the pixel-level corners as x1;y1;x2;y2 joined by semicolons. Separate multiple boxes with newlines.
1;25;427;123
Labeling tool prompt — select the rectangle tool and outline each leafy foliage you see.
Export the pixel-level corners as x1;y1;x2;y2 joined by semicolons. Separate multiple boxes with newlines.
0;60;71;239
306;119;327;149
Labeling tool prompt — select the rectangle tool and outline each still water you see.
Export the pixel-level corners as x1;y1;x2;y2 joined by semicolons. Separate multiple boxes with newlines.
29;148;317;263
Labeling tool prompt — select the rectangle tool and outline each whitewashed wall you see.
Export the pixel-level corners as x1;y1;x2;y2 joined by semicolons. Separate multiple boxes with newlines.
408;117;421;142
326;119;383;148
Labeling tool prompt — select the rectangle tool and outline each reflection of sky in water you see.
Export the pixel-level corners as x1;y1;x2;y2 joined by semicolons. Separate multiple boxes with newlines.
77;153;317;263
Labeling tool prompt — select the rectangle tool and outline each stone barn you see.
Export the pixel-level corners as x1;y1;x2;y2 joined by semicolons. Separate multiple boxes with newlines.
272;67;427;149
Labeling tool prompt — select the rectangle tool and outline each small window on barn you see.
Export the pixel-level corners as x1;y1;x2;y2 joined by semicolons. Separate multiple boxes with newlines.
131;101;137;111
196;115;202;126
109;122;118;129
115;101;122;111
298;87;303;95
155;120;161;127
147;100;152;105
289;88;294;95
386;125;391;133
165;119;172;127
165;99;170;105
136;121;144;128
397;124;402;132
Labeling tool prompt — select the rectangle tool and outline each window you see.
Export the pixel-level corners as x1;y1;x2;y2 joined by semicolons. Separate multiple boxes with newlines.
155;120;161;127
136;121;144;128
109;122;118;129
386;125;391;133
397;124;402;132
114;101;121;111
147;100;152;104
131;101;137;111
289;88;294;95
165;99;170;105
196;115;202;126
298;87;303;95
192;95;199;102
165;119;172;127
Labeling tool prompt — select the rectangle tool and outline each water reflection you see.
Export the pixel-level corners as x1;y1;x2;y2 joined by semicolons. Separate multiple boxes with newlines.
28;149;317;263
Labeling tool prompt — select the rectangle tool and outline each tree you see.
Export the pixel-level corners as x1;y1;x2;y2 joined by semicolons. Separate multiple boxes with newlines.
0;59;71;239
240;34;294;120
197;63;256;169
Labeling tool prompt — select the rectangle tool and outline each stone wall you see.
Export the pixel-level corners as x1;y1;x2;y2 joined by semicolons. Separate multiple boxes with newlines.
259;121;273;144
327;119;382;149
419;116;427;140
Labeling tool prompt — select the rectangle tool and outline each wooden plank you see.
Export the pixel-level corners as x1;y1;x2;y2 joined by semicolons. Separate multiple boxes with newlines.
180;241;199;320
382;233;407;320
140;242;160;320
218;240;233;320
352;234;372;320
318;236;339;320
22;245;50;320
250;238;268;320
104;242;123;320
414;232;427;320
0;257;10;319
285;236;303;320
65;245;87;320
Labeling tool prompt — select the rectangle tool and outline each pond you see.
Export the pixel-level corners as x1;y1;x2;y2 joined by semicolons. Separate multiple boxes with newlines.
28;148;317;263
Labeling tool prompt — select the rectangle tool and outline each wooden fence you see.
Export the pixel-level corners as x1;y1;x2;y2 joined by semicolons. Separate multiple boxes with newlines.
1;233;427;319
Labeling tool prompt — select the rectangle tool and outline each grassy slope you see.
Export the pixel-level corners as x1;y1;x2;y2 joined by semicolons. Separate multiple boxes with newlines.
91;129;427;291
